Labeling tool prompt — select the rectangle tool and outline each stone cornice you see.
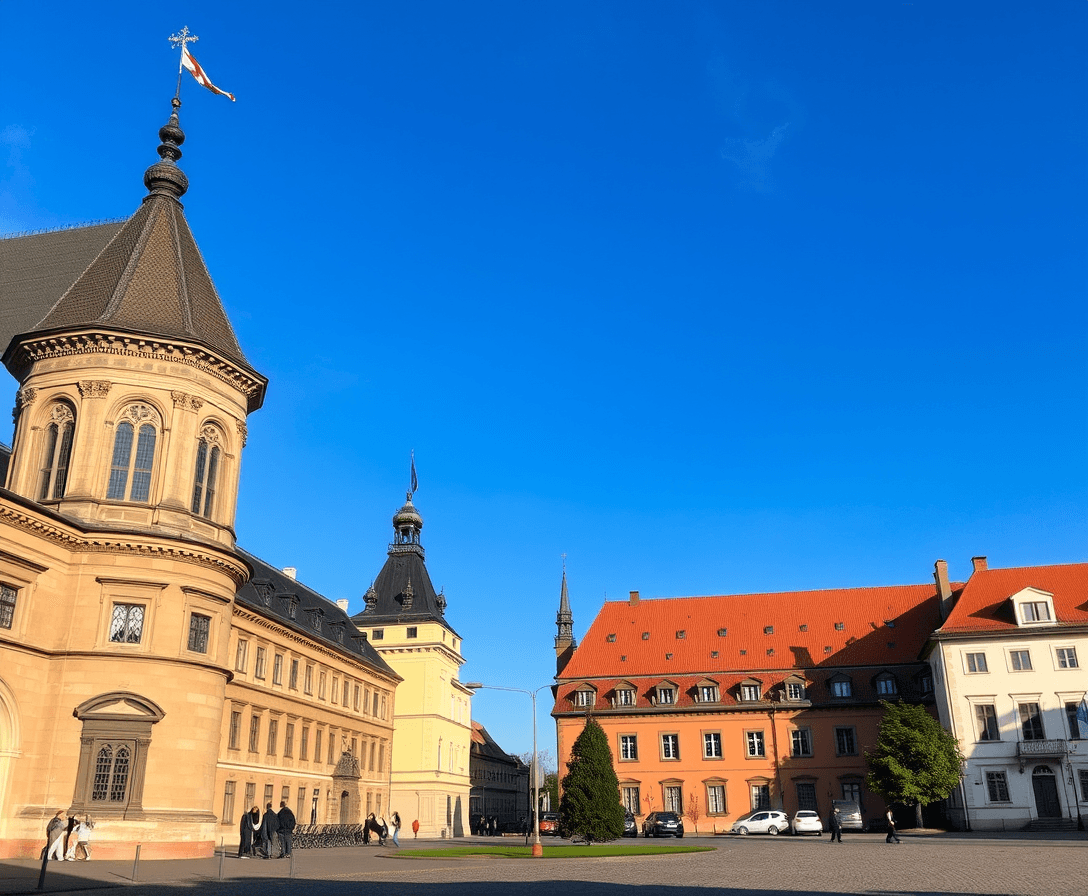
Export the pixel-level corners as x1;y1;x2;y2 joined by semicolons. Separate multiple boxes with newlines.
5;329;266;413
0;499;249;585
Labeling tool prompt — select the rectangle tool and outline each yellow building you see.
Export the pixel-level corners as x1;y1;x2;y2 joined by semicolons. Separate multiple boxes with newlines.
0;103;399;859
351;494;472;837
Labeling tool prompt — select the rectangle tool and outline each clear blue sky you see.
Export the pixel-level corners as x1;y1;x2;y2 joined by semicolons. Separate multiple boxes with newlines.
2;1;1086;758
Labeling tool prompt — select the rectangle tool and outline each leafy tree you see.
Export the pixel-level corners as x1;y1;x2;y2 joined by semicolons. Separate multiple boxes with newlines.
866;701;964;828
558;719;625;843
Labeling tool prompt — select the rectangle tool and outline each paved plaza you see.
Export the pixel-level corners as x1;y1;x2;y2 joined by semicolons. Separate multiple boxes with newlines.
1;832;1084;896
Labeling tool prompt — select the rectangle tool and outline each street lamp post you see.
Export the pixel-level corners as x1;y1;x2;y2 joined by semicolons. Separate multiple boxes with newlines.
464;682;548;857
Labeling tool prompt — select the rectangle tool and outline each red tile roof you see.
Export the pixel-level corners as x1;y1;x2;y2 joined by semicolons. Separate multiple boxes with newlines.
559;582;948;682
938;562;1088;634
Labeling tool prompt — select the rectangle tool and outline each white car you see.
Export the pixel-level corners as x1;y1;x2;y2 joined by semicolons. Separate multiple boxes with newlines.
731;809;789;835
791;809;823;836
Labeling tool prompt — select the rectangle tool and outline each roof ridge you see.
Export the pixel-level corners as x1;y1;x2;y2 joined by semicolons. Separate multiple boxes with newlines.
0;218;128;240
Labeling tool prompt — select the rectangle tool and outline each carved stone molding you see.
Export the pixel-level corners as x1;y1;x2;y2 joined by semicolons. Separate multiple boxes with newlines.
12;387;38;421
77;380;112;399
235;419;248;448
118;402;163;429
171;391;205;412
48;403;75;426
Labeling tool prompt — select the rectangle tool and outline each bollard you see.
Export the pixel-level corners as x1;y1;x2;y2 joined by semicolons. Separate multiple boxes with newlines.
36;850;49;891
131;843;141;882
219;837;225;880
289;851;294;879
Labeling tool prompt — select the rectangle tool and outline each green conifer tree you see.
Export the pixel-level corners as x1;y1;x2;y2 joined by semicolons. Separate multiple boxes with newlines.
866;701;964;828
558;719;625;843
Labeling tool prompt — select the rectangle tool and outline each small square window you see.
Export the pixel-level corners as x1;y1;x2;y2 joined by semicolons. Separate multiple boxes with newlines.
834;622;845;631
717;628;727;637
763;625;774;635
110;604;145;644
710;650;719;658
966;652;988;673
665;652;673;660
372;629;384;640
799;624;808;632
606;633;616;642
406;627;418;639
641;632;650;640
1056;647;1078;669
1010;649;1032;671
675;630;686;639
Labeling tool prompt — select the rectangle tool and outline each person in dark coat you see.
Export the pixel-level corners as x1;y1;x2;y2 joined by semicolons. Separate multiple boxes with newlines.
885;808;901;844
363;813;377;845
259;803;280;858
239;807;260;858
828;806;843;844
277;801;296;857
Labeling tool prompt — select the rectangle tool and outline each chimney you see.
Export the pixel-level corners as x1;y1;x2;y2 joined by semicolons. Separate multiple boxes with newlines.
971;556;988;574
336;598;349;612
933;559;953;621
282;567;297;581
629;590;640;606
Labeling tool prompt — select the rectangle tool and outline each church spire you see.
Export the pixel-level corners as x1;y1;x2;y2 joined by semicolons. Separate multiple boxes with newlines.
555;557;576;675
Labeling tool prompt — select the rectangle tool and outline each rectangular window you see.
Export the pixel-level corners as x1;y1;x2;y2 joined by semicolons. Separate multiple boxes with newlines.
575;689;593;706
0;583;16;629
1010;650;1032;671
707;784;726;814
986;771;1010;802
841;783;861;803
300;725;310;761
1019;702;1044;740
786;682;805;701
228;710;241;750
966;652;988;673
109;603;145;643
619;734;638;761
332;732;340;765
975;704;1000;741
1020;601;1051;623
621;786;641;815
222;781;235;825
267;718;278;755
381;694;388;719
876;677;898;695
235;639;248;672
831;680;852;698
616;689;635;706
319;671;327;700
304;665;314;695
1066;702;1084;739
289;659;299;690
297;787;306;821
371;629;384;640
186;613;210;653
661;733;679;760
745;730;765;758
330;676;339;705
378;743;385;772
372;692;380;716
835;727;857;756
254;646;267;680
740;684;760;702
315;728;324;763
244;783;256;814
264;783;274;805
343;679;351;707
791;728;813;757
1057;647;1079;669
284;722;295;758
703;732;723;758
406;626;418;638
282;785;290;805
248;714;260;752
751;784;769;810
664;785;682;813
657;687;675;705
796;782;817;811
353;685;361;712
699;685;718;703
273;653;283;685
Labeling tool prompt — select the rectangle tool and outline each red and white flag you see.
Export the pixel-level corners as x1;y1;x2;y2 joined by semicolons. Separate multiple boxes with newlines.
181;45;235;102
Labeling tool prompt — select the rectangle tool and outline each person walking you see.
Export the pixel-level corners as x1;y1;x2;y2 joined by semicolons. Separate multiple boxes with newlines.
66;817;93;861
277;800;296;858
412;818;419;839
885;808;901;844
45;811;66;861
377;816;388;846
259;803;280;858
828;806;842;844
390;811;401;847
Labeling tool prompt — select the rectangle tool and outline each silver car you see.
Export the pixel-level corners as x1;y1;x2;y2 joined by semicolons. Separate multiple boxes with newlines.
731;809;789;835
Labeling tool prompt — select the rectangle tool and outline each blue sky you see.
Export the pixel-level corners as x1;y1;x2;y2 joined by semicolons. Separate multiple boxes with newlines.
2;1;1086;758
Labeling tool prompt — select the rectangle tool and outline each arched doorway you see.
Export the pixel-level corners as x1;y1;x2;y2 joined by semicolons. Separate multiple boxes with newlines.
1032;766;1061;818
339;791;351;824
0;678;21;843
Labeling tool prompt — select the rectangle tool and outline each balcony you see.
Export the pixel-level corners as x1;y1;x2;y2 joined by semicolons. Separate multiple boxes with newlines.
1017;739;1067;771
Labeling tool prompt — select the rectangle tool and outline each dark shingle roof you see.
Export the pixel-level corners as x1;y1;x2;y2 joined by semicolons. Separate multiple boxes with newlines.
351;543;460;635
237;548;401;681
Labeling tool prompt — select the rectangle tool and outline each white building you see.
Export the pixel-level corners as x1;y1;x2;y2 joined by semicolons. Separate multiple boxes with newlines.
927;558;1088;831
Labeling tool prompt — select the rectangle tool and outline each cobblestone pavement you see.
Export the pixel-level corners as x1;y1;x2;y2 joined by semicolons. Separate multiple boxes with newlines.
2;832;1084;896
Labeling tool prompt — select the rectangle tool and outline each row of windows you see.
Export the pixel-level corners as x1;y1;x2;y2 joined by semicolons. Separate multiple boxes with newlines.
616;726;861;762
619;780;864;817
221;781;385;826
227;708;387;772
982;768;1088;804
362;626;462;653
963;647;1079;674
34;400;226;521
972;700;1086;743
234;637;390;719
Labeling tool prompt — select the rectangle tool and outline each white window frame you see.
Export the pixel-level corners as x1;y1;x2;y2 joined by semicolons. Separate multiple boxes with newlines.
703;731;723;759
965;652;988;673
661;733;680;760
619;734;638;761
745;730;765;758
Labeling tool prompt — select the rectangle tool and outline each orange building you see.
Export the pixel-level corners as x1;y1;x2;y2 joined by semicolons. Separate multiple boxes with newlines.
552;572;953;832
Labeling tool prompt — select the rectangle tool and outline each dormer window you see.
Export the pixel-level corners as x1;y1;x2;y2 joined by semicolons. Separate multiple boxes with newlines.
740;683;761;702
875;673;898;696
656;685;676;705
1012;588;1056;627
698;684;719;703
785;681;806;701
830;678;853;698
616;688;635;706
575;688;595;707
1021;601;1050;622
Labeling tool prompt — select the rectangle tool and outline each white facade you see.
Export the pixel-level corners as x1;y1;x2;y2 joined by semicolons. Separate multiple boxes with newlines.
930;585;1088;831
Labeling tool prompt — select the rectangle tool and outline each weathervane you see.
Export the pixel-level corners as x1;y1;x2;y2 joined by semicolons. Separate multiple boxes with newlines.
168;26;236;103
168;26;199;101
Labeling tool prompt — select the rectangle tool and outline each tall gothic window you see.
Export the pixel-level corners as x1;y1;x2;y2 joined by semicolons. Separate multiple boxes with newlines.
106;404;160;502
38;402;75;500
191;425;222;518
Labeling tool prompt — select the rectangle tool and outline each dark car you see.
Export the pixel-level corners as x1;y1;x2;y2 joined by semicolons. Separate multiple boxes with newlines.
539;812;561;836
623;811;638;838
642;811;684;838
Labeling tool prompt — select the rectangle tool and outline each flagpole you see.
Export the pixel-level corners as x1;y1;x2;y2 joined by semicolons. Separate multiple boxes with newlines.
169;26;199;102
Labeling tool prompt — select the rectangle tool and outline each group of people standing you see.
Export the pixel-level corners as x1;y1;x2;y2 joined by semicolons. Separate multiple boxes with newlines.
472;815;502;836
44;810;93;861
363;811;401;847
238;801;297;859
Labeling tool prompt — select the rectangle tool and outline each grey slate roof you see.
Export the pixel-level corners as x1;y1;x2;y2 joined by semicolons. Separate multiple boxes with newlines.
351;545;460;636
0;223;123;354
237;548;401;680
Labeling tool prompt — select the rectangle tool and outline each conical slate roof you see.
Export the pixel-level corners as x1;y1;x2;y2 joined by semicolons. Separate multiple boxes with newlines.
4;102;255;377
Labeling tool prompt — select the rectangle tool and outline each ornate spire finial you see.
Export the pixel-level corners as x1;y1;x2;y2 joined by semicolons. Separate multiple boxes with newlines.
143;97;189;200
168;26;200;100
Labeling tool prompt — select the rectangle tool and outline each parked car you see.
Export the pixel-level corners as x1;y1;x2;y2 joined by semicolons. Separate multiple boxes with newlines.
791;809;823;836
730;809;790;835
623;811;638;838
831;800;865;832
539;812;561;836
642;811;685;838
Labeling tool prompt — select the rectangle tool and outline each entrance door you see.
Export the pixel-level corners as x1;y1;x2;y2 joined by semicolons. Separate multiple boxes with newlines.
1032;767;1061;818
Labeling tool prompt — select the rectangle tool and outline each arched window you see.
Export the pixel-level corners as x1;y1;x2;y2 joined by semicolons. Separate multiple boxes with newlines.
38;402;75;500
191;425;223;517
106;404;161;502
91;743;132;802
